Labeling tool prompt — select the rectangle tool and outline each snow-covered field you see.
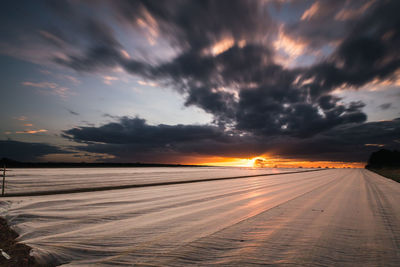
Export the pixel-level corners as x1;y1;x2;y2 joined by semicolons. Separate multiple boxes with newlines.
1;168;399;266
3;167;302;195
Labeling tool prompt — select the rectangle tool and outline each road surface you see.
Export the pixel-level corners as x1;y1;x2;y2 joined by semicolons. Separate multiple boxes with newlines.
1;169;399;266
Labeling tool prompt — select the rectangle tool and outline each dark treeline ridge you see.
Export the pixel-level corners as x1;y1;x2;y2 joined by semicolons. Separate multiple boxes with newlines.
366;149;400;182
0;158;206;168
366;149;400;169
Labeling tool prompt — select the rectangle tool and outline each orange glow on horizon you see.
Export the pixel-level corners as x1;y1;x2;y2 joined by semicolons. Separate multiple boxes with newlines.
37;153;364;168
189;156;365;169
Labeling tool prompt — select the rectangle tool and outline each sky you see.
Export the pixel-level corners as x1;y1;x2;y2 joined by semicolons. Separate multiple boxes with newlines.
0;0;399;167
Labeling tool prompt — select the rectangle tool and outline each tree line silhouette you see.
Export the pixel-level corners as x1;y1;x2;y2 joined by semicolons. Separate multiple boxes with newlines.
366;149;400;169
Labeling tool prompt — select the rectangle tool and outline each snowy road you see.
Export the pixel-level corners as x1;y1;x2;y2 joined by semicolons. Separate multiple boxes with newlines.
1;169;400;266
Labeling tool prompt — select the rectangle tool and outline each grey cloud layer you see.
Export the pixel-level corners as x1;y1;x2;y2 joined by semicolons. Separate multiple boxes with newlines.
63;117;400;162
0;140;68;161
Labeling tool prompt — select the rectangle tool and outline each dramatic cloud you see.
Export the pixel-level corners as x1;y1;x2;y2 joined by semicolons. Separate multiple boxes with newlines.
285;0;376;48
46;0;399;139
300;0;400;95
63;116;228;146
111;0;273;51
63;116;400;163
51;0;400;162
53;18;123;72
1;0;399;163
62;116;264;162
0;140;68;161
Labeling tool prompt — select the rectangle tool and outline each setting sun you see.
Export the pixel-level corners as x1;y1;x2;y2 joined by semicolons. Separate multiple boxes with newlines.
196;157;258;167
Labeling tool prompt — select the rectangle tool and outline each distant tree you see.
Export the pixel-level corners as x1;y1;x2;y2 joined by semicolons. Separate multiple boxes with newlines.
366;149;400;169
0;158;19;166
254;158;268;168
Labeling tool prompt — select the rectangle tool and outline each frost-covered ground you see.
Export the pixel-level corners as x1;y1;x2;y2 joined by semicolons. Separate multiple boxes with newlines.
3;167;300;195
1;168;400;266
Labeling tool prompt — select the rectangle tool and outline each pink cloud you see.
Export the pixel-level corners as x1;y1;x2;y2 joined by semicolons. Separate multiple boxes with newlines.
15;129;47;134
103;76;119;85
16;116;27;121
22;81;58;89
22;81;75;99
301;1;320;21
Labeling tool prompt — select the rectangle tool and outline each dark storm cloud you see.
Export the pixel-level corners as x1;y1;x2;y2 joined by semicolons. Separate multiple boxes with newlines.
63;117;229;146
236;87;366;137
111;0;273;51
53;18;125;72
0;140;68;161
44;0;399;140
62;116;265;162
283;0;369;48
47;0;400;143
184;86;237;124
64;117;400;163
129;1;387;137
45;1;399;130
52;0;273;73
143;42;366;137
300;0;400;96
